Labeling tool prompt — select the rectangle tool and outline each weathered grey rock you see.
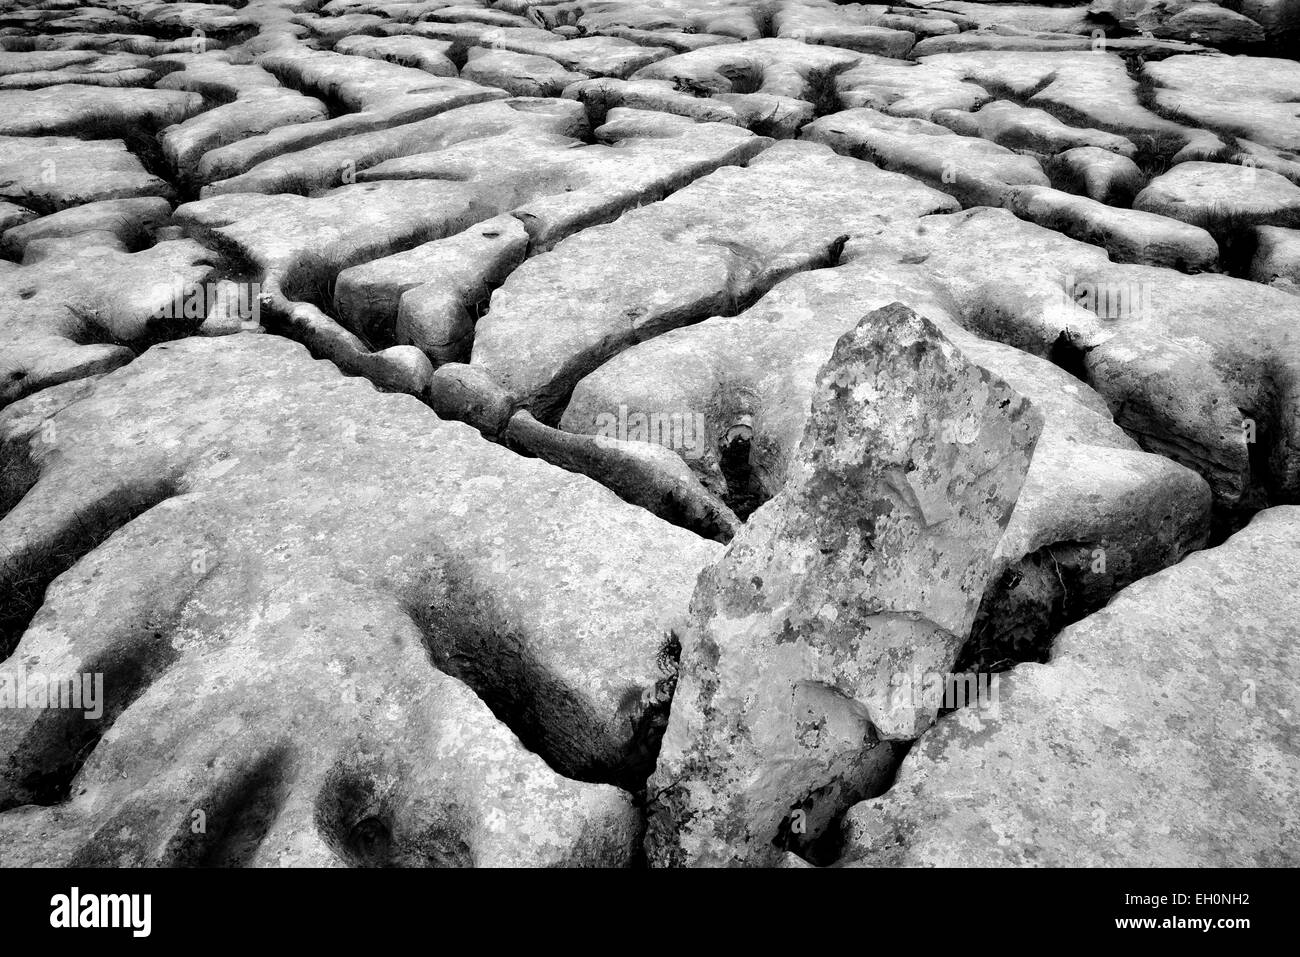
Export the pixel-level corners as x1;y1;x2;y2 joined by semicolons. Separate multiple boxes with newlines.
183;112;766;396
0;50;146;77
428;361;517;437
934;100;1135;157
0;136;173;212
913;28;1209;56
117;1;254;37
336;215;529;360
530;0;766;42
1134;161;1300;232
293;11;388;43
563;76;747;128
504;409;741;541
410;21;673;76
33;8;138;33
0;0;1294;874
175;180;509;396
193;278;266;337
839;506;1300;867
631;37;866;109
0;196;172;256
1249;224;1300;292
803;107;1049;207
1227;138;1300;187
0;334;720;867
842;208;1300;515
360;108;767;252
0;84;201;135
195;48;508;184
564;66;823;138
165;89;333;182
591;25;741;54
1090;0;1266;46
0;238;215;408
201;97;582;196
921;50;1201;149
462;46;587;97
705;90;814;138
468;140;957;421
0;33;212;56
1052;145;1144;204
0;51;156;90
563;256;1210;665
834;56;991;117
644;304;1043;867
927;2;1094;35
1146;54;1300;151
153;52;330;179
0;200;34;233
772;0;917;56
1007;184;1221;270
333;34;459;76
152;50;284;100
1238;0;1300;45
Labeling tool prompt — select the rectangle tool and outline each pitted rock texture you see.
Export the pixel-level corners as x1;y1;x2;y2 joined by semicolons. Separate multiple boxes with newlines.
0;335;717;864
561;256;1212;665
838;506;1300;867
644;304;1043;867
0;0;1297;869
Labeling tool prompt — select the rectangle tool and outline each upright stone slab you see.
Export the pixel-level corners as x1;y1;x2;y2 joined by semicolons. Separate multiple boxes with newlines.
645;303;1043;867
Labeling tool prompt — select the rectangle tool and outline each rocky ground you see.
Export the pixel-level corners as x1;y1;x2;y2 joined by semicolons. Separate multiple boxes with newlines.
0;0;1296;868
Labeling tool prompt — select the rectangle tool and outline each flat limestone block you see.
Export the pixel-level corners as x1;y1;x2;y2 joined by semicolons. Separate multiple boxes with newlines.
470;140;958;420
1007;184;1220;271
0;136;174;212
1135;161;1300;231
0;334;720;868
804;107;1049;207
0;84;201;135
840;506;1300;867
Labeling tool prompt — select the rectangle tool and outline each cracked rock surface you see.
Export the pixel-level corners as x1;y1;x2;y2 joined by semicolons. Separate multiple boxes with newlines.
644;303;1043;867
0;0;1296;868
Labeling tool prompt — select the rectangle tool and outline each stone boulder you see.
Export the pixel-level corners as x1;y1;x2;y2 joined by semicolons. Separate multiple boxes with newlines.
644;303;1043;867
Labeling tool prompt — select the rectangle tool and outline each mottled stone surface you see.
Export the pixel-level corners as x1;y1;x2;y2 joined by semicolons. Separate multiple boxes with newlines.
1;0;1298;870
1135;161;1300;232
0;84;201;135
840;506;1300;867
1007;185;1220;270
645;304;1042;867
0;335;722;864
804;106;1049;207
563;258;1211;662
0;238;216;407
1250;224;1300;291
0;196;172;256
0;136;174;211
841;208;1300;516
470;140;956;420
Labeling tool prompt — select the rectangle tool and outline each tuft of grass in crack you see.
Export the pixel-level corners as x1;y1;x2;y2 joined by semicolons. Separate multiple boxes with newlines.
1129;129;1189;179
106;211;162;253
579;82;622;130
804;64;848;119
0;509;129;660
1039;151;1086;194
717;60;765;95
0;547;51;660
274;167;323;197
63;301;197;353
